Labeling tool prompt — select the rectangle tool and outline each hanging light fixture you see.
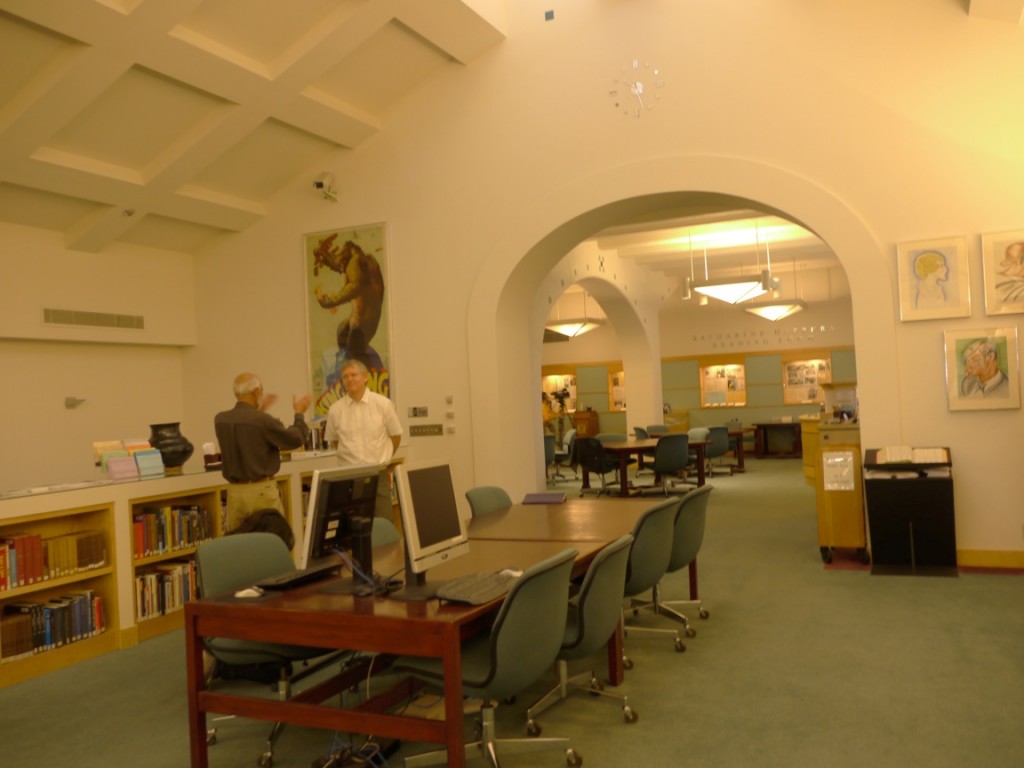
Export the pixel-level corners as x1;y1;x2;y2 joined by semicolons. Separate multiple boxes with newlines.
689;220;778;304
545;290;606;338
744;252;806;321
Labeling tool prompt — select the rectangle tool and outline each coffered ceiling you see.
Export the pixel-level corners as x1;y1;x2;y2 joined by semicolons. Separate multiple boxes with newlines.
0;0;503;255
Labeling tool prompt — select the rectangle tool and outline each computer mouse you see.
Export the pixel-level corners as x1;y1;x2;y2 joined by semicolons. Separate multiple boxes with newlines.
234;586;264;598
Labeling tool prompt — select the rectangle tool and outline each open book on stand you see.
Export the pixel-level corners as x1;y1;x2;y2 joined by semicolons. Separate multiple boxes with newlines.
875;446;949;464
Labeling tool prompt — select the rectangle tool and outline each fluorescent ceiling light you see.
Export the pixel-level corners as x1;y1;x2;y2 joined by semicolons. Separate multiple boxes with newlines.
743;300;807;321
545;319;606;337
690;270;777;305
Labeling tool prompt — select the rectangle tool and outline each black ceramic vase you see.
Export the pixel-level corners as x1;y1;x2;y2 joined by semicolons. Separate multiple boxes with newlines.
148;422;194;470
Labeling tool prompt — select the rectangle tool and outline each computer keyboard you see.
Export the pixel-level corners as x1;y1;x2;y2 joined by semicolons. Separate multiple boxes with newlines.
434;570;519;605
256;561;340;590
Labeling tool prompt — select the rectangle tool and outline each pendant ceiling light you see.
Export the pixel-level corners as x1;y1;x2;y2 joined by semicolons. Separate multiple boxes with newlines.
744;253;806;321
545;290;605;338
689;221;778;305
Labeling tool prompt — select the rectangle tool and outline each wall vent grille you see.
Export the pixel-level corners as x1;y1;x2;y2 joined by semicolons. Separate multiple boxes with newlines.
43;308;145;330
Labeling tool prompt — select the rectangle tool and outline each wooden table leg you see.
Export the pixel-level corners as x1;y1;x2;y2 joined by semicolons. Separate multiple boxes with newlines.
693;444;707;486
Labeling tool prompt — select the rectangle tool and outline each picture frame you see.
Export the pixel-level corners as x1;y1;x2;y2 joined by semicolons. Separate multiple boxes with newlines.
943;327;1020;411
303;224;393;418
896;236;971;321
981;229;1024;316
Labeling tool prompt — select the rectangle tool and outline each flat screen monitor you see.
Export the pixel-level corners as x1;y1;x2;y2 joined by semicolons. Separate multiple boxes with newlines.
393;460;469;599
299;464;381;570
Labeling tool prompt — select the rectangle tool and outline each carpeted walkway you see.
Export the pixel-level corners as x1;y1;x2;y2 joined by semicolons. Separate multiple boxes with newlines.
2;459;1023;767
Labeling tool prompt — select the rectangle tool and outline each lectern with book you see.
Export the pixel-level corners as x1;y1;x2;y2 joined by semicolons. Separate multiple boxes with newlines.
863;446;956;576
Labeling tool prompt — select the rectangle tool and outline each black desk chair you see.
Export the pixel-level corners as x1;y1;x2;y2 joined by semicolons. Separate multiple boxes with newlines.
576;436;621;497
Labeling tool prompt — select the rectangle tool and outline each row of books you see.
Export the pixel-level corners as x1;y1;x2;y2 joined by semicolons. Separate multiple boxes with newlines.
0;531;108;592
132;504;214;560
0;590;106;662
135;560;198;621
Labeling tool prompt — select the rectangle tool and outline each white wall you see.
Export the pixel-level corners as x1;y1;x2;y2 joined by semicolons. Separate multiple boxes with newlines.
4;1;1024;559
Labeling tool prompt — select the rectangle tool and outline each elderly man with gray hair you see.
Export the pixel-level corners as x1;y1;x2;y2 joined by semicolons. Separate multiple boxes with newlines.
214;372;311;531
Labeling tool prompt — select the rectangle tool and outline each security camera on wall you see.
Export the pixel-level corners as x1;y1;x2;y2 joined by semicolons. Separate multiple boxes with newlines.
314;172;337;202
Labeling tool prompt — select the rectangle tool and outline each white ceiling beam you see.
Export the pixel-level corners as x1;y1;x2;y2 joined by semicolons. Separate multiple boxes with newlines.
969;0;1024;23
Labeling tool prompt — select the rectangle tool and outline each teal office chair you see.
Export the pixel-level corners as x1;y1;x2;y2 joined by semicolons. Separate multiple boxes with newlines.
544;433;558;485
553;428;577;480
196;533;343;768
393;548;582;768
628;485;713;641
526;534;638;728
620;497;685;666
645;424;670;435
371;516;400;546
633;426;655;475
465;485;513;517
576;436;621;497
705;425;734;476
634;433;694;496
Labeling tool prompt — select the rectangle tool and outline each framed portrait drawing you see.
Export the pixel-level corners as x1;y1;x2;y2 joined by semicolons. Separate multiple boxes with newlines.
897;236;971;321
943;327;1020;411
981;229;1024;315
303;224;392;418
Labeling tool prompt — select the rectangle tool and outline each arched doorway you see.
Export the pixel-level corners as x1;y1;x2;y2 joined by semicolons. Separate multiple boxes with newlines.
467;156;899;497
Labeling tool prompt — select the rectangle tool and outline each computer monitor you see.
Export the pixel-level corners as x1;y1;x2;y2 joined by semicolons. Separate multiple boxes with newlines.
299;464;381;570
392;460;469;600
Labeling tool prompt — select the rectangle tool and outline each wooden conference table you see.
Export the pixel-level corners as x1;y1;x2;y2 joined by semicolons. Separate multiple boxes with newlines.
184;497;656;768
583;429;753;497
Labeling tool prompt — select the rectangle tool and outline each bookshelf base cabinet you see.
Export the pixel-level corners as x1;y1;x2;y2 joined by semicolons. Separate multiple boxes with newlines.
0;504;120;688
0;452;339;686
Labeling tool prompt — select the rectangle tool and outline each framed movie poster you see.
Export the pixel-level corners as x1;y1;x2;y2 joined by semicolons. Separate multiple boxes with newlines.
943;327;1020;411
304;224;392;418
981;229;1024;316
896;236;971;322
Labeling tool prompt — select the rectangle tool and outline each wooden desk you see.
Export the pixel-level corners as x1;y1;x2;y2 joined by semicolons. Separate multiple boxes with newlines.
469;497;656;543
729;428;753;472
584;438;707;495
185;539;600;768
753;422;802;458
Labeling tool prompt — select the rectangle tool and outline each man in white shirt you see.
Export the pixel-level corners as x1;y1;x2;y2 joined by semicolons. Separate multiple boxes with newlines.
324;359;403;517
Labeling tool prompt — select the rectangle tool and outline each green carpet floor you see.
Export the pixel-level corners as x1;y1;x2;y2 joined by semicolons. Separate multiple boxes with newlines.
2;459;1023;767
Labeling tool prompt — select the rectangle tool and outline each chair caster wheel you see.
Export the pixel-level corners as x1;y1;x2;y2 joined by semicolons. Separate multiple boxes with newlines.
622;655;634;670
257;751;273;768
685;626;697;638
674;637;686;652
623;706;638;723
699;608;710;619
527;719;542;737
566;747;583;766
588;677;604;694
206;729;217;746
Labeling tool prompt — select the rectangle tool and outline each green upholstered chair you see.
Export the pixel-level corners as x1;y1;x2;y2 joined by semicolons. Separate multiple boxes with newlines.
465;485;513;517
627;485;713;641
526;534;638;727
634;433;695;496
196;532;341;768
393;548;581;767
620;497;685;666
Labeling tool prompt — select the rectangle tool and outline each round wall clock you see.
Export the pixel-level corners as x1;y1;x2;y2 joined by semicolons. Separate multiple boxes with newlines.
610;58;664;117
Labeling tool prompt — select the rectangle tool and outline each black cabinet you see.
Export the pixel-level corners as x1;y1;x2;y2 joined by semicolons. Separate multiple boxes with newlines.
863;448;956;576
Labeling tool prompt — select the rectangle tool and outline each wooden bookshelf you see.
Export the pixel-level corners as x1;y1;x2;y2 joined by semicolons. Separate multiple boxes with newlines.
127;487;221;640
0;504;119;689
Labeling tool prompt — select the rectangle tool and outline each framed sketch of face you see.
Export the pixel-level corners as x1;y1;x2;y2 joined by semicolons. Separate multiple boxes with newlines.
943;327;1020;411
896;236;971;322
981;229;1024;316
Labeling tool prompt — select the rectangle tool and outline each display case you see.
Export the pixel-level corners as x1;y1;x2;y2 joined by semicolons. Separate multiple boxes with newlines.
863;447;956;576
